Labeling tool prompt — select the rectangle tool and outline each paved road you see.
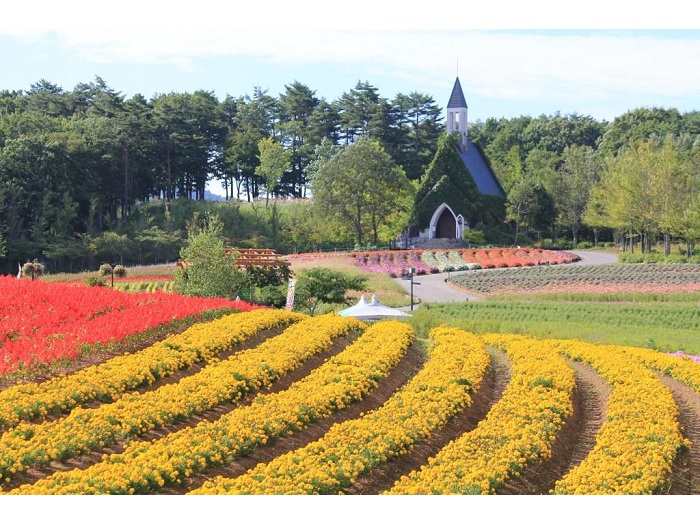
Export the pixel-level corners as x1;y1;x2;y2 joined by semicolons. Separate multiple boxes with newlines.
395;250;618;310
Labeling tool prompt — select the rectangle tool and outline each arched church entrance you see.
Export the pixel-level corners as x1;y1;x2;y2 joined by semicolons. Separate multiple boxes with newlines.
426;203;464;240
436;207;457;238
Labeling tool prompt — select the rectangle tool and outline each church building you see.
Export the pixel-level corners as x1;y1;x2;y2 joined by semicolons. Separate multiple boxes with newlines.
409;77;505;244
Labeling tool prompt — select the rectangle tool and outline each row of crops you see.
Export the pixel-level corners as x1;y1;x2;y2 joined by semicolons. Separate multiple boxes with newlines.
348;248;580;277
413;300;700;355
113;280;174;293
449;262;700;296
1;305;699;495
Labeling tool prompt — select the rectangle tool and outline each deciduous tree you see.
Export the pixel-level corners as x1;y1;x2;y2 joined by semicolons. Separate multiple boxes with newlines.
174;213;245;299
293;267;366;316
310;137;414;246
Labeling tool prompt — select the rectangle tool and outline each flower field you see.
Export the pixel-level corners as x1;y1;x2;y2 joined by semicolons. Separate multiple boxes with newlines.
449;262;700;296
287;247;580;278
1;279;699;495
0;275;258;377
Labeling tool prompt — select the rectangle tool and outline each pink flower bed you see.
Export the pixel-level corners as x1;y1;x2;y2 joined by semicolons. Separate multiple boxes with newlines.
669;351;700;364
350;251;435;277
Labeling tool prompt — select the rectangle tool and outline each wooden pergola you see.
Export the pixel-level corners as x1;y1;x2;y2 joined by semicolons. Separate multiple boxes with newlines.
229;248;289;268
177;248;289;270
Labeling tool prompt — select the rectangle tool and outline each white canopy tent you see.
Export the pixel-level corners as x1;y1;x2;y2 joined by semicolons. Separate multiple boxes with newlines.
338;294;412;321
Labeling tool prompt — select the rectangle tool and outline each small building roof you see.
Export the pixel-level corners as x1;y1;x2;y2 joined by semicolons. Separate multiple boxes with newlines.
447;77;468;109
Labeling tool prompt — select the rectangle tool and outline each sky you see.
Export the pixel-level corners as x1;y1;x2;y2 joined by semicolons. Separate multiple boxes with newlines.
1;2;698;195
1;1;698;122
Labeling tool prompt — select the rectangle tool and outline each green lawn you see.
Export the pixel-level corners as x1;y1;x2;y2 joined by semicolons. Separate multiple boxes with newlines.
404;297;700;355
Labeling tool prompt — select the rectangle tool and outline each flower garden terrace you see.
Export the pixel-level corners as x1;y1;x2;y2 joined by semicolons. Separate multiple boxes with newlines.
0;308;699;495
285;247;581;278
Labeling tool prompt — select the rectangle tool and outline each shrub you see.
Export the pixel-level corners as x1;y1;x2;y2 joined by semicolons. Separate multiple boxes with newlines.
85;275;106;287
257;284;287;308
664;254;688;264
174;212;246;299
293;267;367;316
558;239;574;250
100;264;128;277
576;241;593;249
463;229;487;246
619;252;644;264
642;252;663;264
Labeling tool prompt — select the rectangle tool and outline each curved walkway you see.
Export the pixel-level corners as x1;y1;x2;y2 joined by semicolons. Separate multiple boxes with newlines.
396;250;618;309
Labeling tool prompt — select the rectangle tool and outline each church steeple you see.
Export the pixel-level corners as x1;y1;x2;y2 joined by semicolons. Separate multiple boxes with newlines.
446;77;468;151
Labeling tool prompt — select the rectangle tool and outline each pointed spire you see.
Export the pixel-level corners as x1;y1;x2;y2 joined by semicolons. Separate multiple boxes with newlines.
447;77;468;109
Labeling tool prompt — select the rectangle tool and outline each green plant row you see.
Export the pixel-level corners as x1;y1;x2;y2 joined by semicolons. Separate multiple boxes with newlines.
619;252;700;264
488;292;700;303
450;263;700;294
407;301;700;355
113;280;174;293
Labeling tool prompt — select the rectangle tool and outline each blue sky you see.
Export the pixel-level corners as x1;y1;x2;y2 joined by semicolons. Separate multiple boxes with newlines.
2;1;698;124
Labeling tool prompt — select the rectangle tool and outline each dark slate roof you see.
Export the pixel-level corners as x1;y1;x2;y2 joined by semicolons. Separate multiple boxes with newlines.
447;77;468;109
459;141;504;197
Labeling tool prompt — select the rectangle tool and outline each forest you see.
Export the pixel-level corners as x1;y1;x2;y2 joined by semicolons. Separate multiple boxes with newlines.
1;76;699;274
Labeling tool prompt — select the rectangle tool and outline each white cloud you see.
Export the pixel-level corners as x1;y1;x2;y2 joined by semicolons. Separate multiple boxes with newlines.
2;3;698;113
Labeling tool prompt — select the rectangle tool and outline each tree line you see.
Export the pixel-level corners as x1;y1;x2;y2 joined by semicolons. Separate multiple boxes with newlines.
469;108;700;252
1;75;700;274
0;77;442;271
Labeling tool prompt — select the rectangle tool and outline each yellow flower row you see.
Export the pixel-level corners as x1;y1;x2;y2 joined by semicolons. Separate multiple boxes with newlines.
547;338;689;495
616;345;700;394
189;326;490;495
0;313;362;486
0;309;303;432
387;333;575;494
8;320;412;494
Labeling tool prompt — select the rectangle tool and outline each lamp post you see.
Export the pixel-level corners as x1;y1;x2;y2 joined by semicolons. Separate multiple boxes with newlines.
402;267;419;311
104;262;116;288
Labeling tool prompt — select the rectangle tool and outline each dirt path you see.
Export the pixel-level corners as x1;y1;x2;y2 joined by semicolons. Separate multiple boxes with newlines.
659;375;700;494
344;347;511;494
496;360;611;494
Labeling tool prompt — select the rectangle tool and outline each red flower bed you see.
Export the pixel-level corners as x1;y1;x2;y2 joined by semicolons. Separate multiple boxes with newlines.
0;276;259;375
460;247;578;269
